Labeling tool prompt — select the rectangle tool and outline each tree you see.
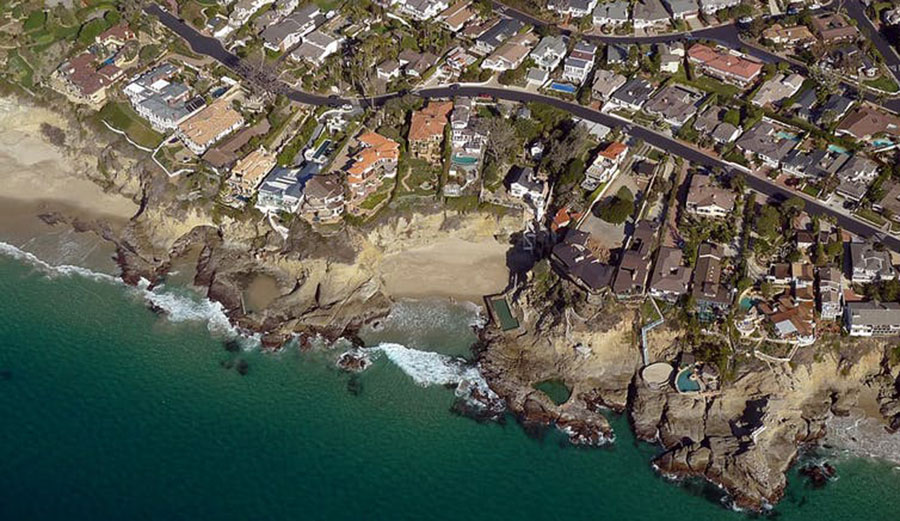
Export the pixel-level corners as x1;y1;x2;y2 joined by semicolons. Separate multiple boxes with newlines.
757;205;781;240
474;117;518;165
814;243;827;266
598;187;635;224
760;281;775;299
723;109;741;127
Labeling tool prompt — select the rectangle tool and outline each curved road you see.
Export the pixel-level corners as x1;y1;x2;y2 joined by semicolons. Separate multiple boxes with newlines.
145;4;900;252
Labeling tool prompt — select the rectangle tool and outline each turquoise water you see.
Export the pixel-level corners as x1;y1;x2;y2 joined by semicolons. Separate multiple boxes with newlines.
533;379;572;405
2;254;900;520
452;155;479;165
776;131;800;142
676;366;702;393
827;144;848;154
550;82;577;93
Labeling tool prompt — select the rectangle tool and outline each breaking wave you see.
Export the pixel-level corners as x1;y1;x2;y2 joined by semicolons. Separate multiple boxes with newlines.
360;342;505;417
0;240;249;340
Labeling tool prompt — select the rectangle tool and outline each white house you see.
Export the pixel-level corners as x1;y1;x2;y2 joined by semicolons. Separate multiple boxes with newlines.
592;1;630;26
562;41;597;85
530;35;568;72
845;301;900;336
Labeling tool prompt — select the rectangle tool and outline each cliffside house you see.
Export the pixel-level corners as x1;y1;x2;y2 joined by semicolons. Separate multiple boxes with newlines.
261;4;323;52
123;63;205;132
300;174;345;223
226;147;277;200
845;301;900;336
817;266;844;321
649;246;692;301
255;164;315;214
612;221;658;298
691;243;732;315
346;132;400;203
409;101;453;164
552;229;616;295
176;96;245;155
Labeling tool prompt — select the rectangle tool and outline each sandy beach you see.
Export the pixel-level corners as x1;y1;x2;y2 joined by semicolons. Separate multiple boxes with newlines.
379;237;509;302
0;98;137;272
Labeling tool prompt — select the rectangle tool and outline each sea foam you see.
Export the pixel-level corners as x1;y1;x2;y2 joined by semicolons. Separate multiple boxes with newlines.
0;240;251;341
361;342;505;416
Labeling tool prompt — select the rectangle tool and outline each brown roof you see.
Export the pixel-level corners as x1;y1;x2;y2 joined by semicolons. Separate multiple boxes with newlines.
178;97;244;149
687;44;762;82
686;174;736;212
836;105;900;140
409;101;453;142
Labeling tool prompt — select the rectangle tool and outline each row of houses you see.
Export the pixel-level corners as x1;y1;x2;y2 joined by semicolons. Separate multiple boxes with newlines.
546;0;742;28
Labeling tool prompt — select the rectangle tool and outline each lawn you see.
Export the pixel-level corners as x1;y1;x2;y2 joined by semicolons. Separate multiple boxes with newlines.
856;207;887;227
6;50;34;89
801;184;821;198
97;101;165;149
864;75;900;94
672;68;741;98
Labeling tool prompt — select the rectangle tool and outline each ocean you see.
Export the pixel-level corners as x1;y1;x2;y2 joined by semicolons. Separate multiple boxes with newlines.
1;249;900;520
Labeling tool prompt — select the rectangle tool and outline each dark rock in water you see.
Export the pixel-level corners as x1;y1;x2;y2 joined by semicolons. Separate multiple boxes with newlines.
235;359;250;376
556;413;613;446
0;369;11;381
450;385;506;423
347;375;362;396
800;462;836;488
336;350;372;372
223;340;241;353
261;333;285;351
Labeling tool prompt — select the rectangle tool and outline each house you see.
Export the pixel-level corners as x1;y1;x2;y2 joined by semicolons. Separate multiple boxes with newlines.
659;50;682;74
526;68;550;87
699;0;740;15
845;301;900;336
562;41;598;85
52;53;125;106
482;32;538;72
685;173;736;218
815;94;855;126
665;0;699;19
767;263;792;285
766;295;816;345
835;155;880;201
508;166;547;207
817;266;843;321
398;49;440;77
439;1;477;32
445;46;478;71
346;132;400;202
810;13;859;44
591;69;627;100
710;122;741;144
606;44;630;66
290;30;341;65
397;0;451;21
734;120;800;167
96;23;136;47
123;63;205;131
633;0;670;30
473;18;523;55
229;0;275;28
300;174;345;223
686;44;763;86
409;101;453;163
692;106;740;143
761;24;816;48
260;4;322;52
884;7;900;26
227;147;277;199
377;59;402;81
592;1;630;26
176;96;245;154
605;78;655;112
691;243;732;314
790;89;818;121
835;105;900;141
552;229;616;294
547;0;599;18
649;246;692;301
583;141;628;190
612;221;658;298
751;73;805;107
530;35;568;72
642;84;703;128
255;164;312;213
850;242;896;283
782;148;849;179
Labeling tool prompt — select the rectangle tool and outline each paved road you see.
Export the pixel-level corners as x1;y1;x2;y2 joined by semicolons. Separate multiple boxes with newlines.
146;4;900;252
490;0;738;45
844;0;900;89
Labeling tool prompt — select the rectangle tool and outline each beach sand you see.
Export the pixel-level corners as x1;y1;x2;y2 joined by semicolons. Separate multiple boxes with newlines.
379;237;509;302
0;99;137;273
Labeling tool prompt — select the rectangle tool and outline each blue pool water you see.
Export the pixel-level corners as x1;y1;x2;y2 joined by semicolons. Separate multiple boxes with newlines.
550;83;577;94
452;155;479;165
827;144;848;154
873;138;895;148
776;131;800;142
675;367;701;393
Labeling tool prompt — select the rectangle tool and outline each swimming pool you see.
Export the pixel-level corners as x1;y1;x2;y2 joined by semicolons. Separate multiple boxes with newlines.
452;155;478;165
827;144;848;154
550;82;577;94
873;138;895;148
776;131;800;142
675;366;701;393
